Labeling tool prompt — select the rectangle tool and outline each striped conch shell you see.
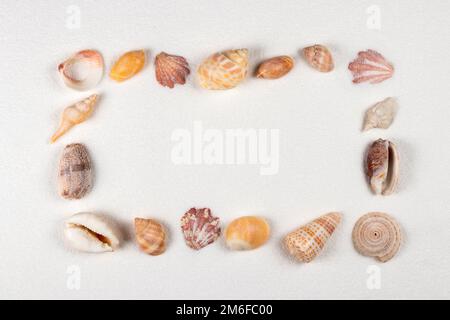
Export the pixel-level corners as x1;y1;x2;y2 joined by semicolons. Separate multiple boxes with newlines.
50;94;99;143
352;212;402;262
284;212;342;263
348;49;394;84
110;50;146;82
64;212;120;253
134;218;167;256
181;208;221;250
58;50;104;91
366;139;399;195
302;45;334;72
197;49;248;89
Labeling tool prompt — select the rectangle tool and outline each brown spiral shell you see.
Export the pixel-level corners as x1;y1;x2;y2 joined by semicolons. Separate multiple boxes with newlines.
134;218;167;256
352;212;402;262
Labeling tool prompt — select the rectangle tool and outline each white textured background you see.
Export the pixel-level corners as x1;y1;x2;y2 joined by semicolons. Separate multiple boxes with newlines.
0;0;449;299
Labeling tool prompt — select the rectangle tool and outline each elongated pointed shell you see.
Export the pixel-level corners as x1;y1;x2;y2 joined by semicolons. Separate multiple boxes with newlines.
51;94;99;143
255;56;294;79
348;49;394;84
134;218;167;256
352;212;402;262
110;50;146;82
58;50;104;91
225;216;270;250
284;212;341;263
58;143;92;200
303;45;334;72
155;52;190;88
197;49;248;89
366;139;399;195
363;97;398;131
64;212;119;253
181;208;221;250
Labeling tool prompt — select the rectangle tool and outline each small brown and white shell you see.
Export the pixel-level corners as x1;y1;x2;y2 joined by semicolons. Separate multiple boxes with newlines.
352;212;402;262
365;139;399;195
155;52;190;88
284;212;341;263
255;56;294;79
64;212;120;253
180;207;221;250
363;97;398;131
348;49;394;84
51;94;99;143
134;218;167;256
224;216;270;250
302;45;334;72
197;49;248;90
58;50;104;91
58;143;92;200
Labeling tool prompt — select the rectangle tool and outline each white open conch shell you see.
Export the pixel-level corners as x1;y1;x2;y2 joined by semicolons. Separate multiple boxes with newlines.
58;50;104;91
64;212;120;253
363;97;398;131
352;212;402;262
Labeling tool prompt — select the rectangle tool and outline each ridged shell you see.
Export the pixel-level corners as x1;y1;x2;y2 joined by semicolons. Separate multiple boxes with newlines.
284;212;341;263
197;49;248;89
51;94;99;143
366;139;399;195
155;52;190;88
348;49;394;84
110;50;146;82
134;218;166;256
363;97;398;131
255;56;294;79
64;212;120;253
58;50;104;91
352;212;402;262
224;216;270;250
303;45;334;72
58;143;92;200
180;208;221;250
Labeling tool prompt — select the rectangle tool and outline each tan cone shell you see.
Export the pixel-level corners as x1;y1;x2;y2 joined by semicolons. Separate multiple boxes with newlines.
284;212;342;263
197;49;248;89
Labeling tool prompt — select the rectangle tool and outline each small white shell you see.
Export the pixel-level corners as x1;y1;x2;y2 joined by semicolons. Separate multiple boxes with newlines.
64;212;119;253
363;97;398;131
58;50;104;91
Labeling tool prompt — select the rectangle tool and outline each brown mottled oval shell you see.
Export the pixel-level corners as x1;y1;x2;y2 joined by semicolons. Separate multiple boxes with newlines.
58;143;92;200
255;56;294;79
303;45;334;72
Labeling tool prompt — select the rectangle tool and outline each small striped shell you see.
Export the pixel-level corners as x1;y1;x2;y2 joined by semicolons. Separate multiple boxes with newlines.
303;45;334;72
197;49;248;89
181;208;221;250
284;212;342;263
134;218;166;256
352;212;402;262
348;49;394;84
155;52;190;88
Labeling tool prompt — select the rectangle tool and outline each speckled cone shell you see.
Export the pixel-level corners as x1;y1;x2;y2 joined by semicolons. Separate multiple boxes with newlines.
197;49;248;89
284;212;341;263
352;212;402;262
181;208;221;250
58;143;92;200
134;218;166;256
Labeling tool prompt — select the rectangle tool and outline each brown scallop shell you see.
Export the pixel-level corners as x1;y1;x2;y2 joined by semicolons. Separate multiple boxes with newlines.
154;52;190;88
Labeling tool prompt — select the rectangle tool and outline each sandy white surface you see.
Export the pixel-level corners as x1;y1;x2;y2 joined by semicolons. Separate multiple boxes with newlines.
0;0;449;299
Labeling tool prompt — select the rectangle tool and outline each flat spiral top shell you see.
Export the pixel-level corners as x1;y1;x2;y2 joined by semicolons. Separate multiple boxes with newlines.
352;212;402;262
